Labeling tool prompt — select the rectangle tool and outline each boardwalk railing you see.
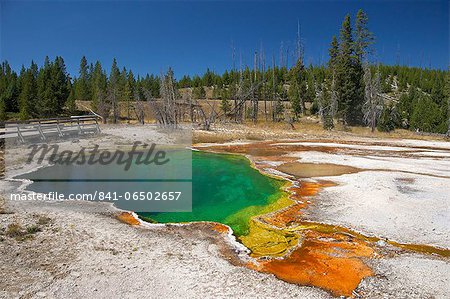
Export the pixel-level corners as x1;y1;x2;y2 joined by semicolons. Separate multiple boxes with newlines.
1;115;101;143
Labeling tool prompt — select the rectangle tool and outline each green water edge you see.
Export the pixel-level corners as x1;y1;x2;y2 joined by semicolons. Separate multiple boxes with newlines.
138;150;287;237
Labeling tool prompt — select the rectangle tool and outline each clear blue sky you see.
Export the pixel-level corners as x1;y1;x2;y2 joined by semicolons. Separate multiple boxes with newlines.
1;0;448;79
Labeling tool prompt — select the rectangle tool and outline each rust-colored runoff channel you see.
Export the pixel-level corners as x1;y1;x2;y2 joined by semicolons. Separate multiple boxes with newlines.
245;180;375;297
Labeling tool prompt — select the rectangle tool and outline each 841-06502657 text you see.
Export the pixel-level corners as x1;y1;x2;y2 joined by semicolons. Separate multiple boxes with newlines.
97;191;182;201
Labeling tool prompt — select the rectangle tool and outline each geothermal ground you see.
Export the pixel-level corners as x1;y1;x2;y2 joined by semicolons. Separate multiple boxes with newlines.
0;124;449;298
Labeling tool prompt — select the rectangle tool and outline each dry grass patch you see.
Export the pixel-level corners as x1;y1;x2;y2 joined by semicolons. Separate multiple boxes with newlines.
193;132;238;144
26;224;42;234
4;219;46;241
5;223;26;238
194;118;448;145
37;216;52;225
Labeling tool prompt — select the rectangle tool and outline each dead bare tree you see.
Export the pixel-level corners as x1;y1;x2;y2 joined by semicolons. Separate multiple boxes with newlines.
285;45;290;68
231;39;236;72
188;92;195;123
228;77;264;124
251;51;259;123
293;22;307;117
271;53;278;122
96;89;110;124
227;51;245;123
295;20;304;66
223;43;272;124
363;63;384;132
147;68;178;128
279;42;284;67
134;91;146;125
160;68;178;127
196;99;218;130
110;92;120;124
330;75;338;119
260;44;268;121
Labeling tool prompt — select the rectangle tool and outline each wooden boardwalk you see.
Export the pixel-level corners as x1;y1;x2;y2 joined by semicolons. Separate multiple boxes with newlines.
1;115;101;143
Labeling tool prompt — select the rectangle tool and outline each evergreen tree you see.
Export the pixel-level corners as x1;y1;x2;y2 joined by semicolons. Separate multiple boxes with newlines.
192;86;206;99
0;62;20;113
90;61;108;121
355;9;374;61
289;58;307;118
75;56;90;100
192;75;202;88
178;75;192;88
397;85;417;128
445;69;450;135
398;75;407;91
377;104;399;132
34;56;70;117
318;82;334;130
410;95;446;133
52;56;70;111
19;62;38;119
222;71;231;85
335;14;363;125
119;67;128;100
353;9;374;124
335;15;354;124
88;62;94;89
328;36;339;121
66;80;77;114
430;75;445;106
273;97;284;122
108;58;121;123
202;68;215;86
124;70;135;119
147;74;160;98
0;62;9;97
36;56;54;117
310;99;319;115
0;62;11;120
328;36;339;70
0;97;6;121
306;74;316;103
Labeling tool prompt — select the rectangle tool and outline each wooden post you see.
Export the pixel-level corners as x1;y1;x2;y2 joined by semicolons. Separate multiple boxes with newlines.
77;118;83;134
94;117;101;134
37;121;46;141
56;119;64;137
16;124;25;143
